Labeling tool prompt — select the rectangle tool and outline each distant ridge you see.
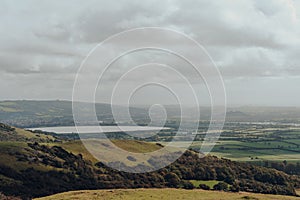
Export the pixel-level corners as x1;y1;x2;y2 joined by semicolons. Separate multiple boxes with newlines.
1;100;300;128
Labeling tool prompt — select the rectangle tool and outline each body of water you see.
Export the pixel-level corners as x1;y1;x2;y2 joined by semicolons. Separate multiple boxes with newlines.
28;126;170;134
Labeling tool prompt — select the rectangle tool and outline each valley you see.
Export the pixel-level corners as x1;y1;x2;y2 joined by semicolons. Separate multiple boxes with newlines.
1;101;300;199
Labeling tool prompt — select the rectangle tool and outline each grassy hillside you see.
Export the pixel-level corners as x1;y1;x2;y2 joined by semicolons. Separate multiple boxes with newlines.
35;189;299;200
1;123;300;198
0;123;55;143
59;140;163;164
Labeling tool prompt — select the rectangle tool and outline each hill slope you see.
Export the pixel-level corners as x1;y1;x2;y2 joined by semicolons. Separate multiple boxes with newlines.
35;189;299;200
0;123;299;199
0;100;147;128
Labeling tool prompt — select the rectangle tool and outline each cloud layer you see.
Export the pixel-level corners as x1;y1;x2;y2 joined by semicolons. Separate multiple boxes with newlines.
0;0;299;106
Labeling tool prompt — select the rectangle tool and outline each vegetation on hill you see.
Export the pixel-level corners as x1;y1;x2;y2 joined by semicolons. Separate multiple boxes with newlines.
0;123;55;143
0;192;21;200
35;189;300;200
0;123;299;199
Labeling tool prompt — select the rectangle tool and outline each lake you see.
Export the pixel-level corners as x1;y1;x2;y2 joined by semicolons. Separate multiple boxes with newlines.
27;126;170;134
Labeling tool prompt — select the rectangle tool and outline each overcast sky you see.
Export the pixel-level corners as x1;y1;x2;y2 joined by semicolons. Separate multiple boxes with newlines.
0;0;300;106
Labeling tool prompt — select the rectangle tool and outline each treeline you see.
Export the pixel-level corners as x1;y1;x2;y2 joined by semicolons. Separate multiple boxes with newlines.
168;151;296;195
264;160;300;176
0;142;298;199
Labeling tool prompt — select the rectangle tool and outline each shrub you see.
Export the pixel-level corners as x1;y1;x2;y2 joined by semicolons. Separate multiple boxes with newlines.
182;181;195;190
213;182;228;191
198;184;210;190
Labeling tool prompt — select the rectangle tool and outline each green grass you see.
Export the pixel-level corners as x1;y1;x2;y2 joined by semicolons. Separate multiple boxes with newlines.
186;137;300;162
34;189;299;200
190;180;219;189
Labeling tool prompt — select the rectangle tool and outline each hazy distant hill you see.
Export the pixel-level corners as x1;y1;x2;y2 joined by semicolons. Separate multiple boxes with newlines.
0;100;147;128
1;100;300;128
226;106;300;122
0;100;74;127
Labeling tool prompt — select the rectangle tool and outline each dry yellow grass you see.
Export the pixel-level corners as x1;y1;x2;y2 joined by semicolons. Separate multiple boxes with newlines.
111;140;162;153
35;189;299;200
59;140;98;163
60;140;163;164
15;127;55;141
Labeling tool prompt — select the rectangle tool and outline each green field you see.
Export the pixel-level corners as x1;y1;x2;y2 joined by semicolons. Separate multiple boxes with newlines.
35;189;299;200
165;128;300;163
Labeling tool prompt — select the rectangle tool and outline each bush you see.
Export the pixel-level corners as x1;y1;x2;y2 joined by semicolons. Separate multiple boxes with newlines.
213;182;228;191
229;183;240;192
198;184;210;190
182;181;195;190
164;173;180;187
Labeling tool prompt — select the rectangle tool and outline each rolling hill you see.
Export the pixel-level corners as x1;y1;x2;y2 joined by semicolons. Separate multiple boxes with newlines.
35;189;299;200
0;100;147;128
1;100;300;128
0;123;300;199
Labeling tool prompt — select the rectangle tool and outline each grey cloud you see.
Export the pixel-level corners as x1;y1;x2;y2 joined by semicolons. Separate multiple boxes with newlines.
0;0;299;105
219;47;286;78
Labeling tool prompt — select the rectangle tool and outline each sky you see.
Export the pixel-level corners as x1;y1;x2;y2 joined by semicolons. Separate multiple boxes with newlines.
0;0;300;106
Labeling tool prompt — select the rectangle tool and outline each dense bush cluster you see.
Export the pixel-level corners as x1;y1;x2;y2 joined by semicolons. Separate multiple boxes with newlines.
0;142;298;199
168;151;296;195
264;160;300;175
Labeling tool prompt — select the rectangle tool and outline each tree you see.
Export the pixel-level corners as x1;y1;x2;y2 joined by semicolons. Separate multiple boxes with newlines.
182;181;195;190
283;160;287;166
213;182;228;191
229;182;240;192
198;184;210;190
164;172;180;187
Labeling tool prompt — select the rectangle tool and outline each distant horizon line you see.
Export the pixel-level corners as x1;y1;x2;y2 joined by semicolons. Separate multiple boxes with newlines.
0;99;300;108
